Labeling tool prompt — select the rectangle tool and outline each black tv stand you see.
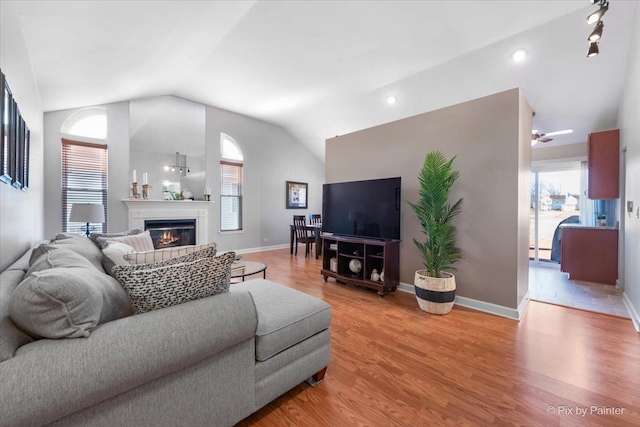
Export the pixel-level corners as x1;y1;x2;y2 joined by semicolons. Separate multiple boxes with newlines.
320;235;399;297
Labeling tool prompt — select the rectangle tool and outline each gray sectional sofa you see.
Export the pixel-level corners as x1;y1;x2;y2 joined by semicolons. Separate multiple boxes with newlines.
0;235;332;427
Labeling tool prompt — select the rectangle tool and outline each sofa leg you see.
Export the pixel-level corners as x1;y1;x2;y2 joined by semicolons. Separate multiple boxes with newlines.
305;367;327;387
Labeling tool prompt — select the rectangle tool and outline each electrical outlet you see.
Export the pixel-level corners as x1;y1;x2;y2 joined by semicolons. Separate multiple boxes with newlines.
263;238;268;242
628;201;634;213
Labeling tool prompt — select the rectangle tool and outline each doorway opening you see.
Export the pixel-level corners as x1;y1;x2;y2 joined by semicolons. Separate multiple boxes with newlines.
530;163;582;264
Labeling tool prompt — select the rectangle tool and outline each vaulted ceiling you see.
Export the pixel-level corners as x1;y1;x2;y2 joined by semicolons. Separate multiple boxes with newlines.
11;1;639;161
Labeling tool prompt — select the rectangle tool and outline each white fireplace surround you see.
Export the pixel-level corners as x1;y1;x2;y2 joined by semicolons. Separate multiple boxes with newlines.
122;200;209;245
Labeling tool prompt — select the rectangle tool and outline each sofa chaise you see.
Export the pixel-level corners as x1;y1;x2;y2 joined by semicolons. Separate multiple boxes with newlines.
0;235;332;427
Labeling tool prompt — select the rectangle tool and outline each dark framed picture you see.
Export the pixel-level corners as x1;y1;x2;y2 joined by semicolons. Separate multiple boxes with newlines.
0;71;13;184
12;102;23;189
286;181;308;209
21;125;30;191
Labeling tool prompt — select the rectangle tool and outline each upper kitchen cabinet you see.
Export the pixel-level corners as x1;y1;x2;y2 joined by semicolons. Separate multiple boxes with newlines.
588;129;620;200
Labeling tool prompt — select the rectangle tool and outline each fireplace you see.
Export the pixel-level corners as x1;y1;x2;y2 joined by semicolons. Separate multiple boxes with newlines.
145;219;196;249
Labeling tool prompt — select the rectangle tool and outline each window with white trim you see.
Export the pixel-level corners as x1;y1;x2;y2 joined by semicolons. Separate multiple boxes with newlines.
62;139;108;233
220;134;243;232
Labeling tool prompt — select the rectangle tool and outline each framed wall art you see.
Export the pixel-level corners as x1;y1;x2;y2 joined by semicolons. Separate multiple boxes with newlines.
286;181;308;209
0;70;14;184
0;69;30;191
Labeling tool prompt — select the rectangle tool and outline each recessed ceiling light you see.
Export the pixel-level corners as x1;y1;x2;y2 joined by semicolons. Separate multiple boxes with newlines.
387;96;397;105
511;49;527;63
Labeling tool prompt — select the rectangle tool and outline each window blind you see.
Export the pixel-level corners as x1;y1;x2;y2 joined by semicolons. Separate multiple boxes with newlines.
220;160;243;232
62;139;108;233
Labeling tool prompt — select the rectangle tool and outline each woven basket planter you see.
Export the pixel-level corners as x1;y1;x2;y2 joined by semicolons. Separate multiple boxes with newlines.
413;270;456;315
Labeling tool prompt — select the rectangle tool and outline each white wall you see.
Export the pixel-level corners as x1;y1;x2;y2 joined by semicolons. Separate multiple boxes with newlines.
326;89;530;310
618;6;640;326
44;102;130;238
206;106;325;252
0;2;44;270
43;99;324;252
532;142;588;163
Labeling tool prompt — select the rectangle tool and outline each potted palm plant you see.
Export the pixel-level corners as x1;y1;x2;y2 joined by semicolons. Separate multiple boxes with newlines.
408;151;463;315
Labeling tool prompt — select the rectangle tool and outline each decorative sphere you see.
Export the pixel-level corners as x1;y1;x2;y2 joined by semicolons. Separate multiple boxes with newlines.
349;259;362;274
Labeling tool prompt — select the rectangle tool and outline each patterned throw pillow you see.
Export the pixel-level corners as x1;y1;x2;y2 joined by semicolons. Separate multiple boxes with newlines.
122;242;217;265
90;228;143;249
100;230;155;252
111;251;235;314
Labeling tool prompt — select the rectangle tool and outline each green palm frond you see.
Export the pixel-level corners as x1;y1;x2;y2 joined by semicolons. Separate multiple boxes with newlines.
408;151;463;278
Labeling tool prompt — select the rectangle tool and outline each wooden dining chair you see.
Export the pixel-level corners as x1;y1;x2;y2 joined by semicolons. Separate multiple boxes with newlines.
293;215;314;257
309;214;322;225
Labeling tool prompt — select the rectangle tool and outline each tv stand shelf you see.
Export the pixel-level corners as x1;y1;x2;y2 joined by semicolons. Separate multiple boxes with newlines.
321;235;399;297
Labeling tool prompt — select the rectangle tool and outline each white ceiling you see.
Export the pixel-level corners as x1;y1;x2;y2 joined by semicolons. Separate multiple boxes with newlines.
12;1;639;161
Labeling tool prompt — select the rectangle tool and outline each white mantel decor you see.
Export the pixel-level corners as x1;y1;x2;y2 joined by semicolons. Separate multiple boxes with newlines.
122;200;211;245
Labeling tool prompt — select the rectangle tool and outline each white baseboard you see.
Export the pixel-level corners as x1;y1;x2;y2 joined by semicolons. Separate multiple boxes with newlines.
622;292;640;333
396;282;529;321
233;244;289;255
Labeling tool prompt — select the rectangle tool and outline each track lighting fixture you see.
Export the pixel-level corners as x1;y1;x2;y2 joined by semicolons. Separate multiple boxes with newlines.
163;152;189;175
587;1;608;25
588;21;604;42
586;1;608;58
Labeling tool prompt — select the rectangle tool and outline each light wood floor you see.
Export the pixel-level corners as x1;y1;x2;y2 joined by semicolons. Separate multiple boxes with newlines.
236;248;640;427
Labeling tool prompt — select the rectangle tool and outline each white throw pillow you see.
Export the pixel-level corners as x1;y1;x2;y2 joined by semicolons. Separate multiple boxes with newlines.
100;230;155;252
122;242;217;265
102;242;135;276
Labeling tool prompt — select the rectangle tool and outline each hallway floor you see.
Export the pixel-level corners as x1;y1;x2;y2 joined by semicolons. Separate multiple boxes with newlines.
529;263;630;318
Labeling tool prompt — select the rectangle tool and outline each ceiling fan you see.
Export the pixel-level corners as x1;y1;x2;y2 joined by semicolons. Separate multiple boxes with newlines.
531;128;573;146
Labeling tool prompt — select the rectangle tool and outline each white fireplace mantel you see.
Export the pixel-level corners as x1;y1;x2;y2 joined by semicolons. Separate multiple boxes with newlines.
122;199;212;245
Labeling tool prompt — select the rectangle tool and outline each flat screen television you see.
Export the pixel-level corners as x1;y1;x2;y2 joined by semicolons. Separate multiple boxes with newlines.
322;177;401;240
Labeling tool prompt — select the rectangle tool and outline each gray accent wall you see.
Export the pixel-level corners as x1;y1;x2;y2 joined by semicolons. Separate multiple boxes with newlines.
0;2;45;271
618;7;640;324
325;89;531;310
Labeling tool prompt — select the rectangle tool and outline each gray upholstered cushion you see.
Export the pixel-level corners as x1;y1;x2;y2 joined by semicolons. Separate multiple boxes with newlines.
123;242;217;265
231;279;332;361
31;233;104;272
26;247;96;277
3;291;258;427
89;228;143;249
0;269;34;361
9;260;133;339
112;251;235;314
101;242;135;276
99;230;155;252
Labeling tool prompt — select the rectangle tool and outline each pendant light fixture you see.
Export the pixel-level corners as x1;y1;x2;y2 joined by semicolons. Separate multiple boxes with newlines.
587;41;600;58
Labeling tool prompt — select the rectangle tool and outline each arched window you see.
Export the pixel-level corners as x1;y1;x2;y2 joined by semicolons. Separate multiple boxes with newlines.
220;134;243;232
221;133;243;161
61;107;108;140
